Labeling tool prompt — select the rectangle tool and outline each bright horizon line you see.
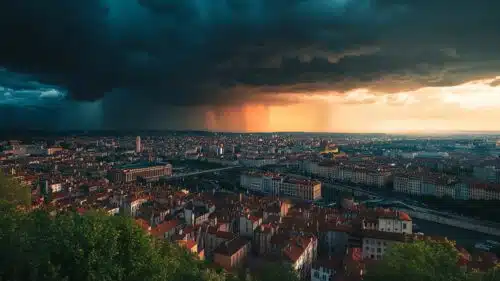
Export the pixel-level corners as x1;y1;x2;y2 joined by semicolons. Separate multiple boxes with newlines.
3;128;500;135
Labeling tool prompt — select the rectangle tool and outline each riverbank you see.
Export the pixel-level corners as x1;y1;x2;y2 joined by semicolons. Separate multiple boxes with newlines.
414;218;499;250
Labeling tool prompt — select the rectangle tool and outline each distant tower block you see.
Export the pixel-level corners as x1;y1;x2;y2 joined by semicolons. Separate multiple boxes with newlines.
136;136;142;153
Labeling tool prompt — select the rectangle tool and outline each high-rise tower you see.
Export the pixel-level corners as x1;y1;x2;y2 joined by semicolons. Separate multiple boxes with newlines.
136;136;141;153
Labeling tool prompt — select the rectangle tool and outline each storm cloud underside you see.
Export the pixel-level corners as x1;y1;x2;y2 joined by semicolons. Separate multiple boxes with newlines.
0;0;499;129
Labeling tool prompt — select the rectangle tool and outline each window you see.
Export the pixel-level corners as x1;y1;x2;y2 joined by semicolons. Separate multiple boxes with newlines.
314;271;320;278
377;248;381;253
403;223;407;229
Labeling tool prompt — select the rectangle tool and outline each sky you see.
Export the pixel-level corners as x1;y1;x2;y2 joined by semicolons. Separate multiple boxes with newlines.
1;0;500;133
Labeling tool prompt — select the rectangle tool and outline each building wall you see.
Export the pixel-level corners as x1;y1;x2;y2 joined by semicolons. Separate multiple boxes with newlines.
109;164;173;183
239;216;261;238
362;237;396;260
323;230;349;257
213;243;250;270
378;218;412;234
311;266;335;281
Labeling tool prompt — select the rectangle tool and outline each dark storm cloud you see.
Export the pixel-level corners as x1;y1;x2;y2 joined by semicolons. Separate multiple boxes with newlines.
0;0;500;107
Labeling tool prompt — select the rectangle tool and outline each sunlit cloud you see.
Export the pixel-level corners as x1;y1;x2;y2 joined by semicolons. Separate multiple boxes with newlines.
438;76;500;109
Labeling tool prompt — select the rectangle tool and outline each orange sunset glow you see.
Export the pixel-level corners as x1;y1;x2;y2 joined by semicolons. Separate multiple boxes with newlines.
204;76;500;133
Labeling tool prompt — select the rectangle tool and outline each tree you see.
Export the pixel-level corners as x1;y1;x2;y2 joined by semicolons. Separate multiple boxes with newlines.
364;239;466;281
255;262;300;281
0;173;31;207
0;207;235;281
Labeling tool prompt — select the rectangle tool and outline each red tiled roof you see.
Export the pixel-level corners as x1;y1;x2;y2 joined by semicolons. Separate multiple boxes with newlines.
216;231;236;240
283;236;314;263
177;239;197;250
398;211;411;221
213;238;249;256
150;219;179;238
135;218;150;232
248;215;261;222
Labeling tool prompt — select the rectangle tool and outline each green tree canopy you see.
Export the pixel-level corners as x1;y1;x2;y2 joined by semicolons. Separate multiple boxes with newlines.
0;204;299;281
0;205;233;281
255;262;300;281
364;239;466;281
0;173;31;207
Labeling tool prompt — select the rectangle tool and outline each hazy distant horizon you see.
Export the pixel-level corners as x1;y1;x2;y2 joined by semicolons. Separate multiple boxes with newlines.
1;128;500;137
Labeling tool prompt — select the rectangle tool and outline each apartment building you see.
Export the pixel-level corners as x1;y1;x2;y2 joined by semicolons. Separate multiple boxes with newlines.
239;214;263;238
253;223;279;255
378;211;412;234
240;172;322;201
213;238;251;271
473;166;500;184
280;178;322;201
304;161;392;188
204;227;237;256
361;230;406;260
394;173;500;200
108;162;173;183
123;194;150;216
282;235;318;280
359;209;412;234
311;258;342;281
393;173;465;199
469;183;500;200
239;157;279;167
240;171;281;196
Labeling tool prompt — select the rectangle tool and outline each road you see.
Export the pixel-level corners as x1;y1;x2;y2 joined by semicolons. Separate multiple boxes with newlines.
289;173;500;230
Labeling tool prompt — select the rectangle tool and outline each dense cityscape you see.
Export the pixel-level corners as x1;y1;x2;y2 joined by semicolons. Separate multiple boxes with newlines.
2;0;500;280
1;132;500;281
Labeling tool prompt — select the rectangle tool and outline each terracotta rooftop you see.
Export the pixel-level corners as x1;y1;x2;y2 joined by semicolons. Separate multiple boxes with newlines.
213;237;249;256
150;219;179;238
283;236;315;263
177;239;197;250
135;218;150;232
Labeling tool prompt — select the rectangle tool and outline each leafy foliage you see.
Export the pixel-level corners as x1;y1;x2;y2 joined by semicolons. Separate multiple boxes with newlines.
0;173;31;207
364;239;467;281
0;203;295;281
0;207;172;281
255;262;300;281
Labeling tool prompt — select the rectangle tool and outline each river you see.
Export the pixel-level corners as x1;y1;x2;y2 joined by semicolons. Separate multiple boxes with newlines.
413;218;500;249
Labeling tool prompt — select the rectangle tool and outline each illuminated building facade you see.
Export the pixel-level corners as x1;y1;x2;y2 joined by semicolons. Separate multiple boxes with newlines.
108;163;173;183
136;136;142;153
